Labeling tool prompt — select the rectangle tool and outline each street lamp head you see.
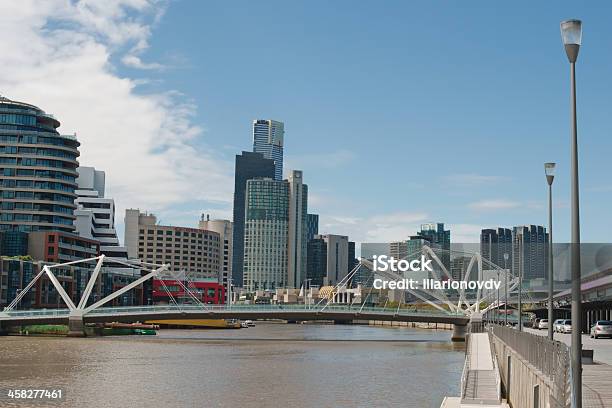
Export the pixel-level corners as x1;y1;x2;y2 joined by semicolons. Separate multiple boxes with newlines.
545;162;556;185
503;253;509;262
561;19;582;63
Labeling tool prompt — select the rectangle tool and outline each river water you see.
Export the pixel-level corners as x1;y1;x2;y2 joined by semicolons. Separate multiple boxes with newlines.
0;323;464;408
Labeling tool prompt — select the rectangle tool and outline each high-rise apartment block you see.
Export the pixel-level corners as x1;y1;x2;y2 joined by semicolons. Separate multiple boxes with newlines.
0;97;80;234
242;170;308;291
512;225;548;281
480;228;512;269
242;177;289;291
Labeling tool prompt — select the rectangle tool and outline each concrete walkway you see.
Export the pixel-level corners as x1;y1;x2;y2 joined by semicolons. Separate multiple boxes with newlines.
463;333;499;403
441;333;507;408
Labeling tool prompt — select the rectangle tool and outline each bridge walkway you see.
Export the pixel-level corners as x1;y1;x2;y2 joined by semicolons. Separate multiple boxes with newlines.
461;333;504;407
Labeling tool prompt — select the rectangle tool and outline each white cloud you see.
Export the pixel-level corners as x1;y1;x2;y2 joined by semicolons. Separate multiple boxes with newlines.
320;211;429;243
0;1;233;228
121;54;164;70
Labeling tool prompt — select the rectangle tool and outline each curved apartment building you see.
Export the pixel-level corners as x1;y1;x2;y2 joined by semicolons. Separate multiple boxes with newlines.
0;97;80;233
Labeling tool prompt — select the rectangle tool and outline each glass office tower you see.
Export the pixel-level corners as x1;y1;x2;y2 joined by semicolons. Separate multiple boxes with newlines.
253;119;284;181
231;151;275;286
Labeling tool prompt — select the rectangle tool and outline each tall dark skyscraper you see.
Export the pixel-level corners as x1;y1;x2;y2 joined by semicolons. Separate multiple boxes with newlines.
306;213;319;241
412;223;451;270
512;225;549;281
306;236;327;287
232;151;275;286
480;228;512;269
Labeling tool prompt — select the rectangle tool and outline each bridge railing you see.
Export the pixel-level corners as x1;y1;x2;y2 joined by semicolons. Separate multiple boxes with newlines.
489;324;571;407
2;303;468;318
82;304;466;316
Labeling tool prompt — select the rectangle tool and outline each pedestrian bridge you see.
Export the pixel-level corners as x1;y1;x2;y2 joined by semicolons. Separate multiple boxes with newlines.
0;247;515;338
0;304;469;327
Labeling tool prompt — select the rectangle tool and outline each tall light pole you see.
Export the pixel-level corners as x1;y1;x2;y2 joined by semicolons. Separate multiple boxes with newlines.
504;253;509;326
561;19;583;408
518;246;523;331
545;162;556;340
496;269;500;325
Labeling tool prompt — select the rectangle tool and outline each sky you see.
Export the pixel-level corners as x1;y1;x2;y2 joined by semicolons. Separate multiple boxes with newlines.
0;0;610;245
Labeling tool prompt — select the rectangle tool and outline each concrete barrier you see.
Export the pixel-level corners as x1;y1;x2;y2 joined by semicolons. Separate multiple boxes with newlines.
490;333;570;408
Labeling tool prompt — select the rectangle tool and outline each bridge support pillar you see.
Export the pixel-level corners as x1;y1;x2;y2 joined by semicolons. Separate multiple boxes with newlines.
67;312;85;337
451;324;467;342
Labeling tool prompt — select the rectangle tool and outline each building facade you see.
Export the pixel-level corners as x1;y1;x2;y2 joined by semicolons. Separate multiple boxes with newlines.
73;166;128;258
198;215;232;302
306;213;319;241
306;234;349;287
252;119;284;181
0;97;80;234
231;151;275;287
407;223;451;269
306;237;327;287
242;178;289;291
390;241;408;260
124;209;221;281
480;228;512;269
512;225;549;281
287;170;308;289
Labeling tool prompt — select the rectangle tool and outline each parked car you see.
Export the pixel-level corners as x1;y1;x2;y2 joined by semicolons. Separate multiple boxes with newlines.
553;319;565;333
559;319;572;334
590;320;612;339
538;319;549;330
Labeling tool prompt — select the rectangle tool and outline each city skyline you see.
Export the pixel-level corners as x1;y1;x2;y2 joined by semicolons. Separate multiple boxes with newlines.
1;1;611;245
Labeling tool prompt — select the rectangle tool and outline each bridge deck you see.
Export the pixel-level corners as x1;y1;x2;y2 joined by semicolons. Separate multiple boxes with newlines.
461;333;501;406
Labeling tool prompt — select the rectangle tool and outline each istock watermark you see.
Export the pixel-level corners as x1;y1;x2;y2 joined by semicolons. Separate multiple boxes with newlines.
370;254;501;291
372;255;433;272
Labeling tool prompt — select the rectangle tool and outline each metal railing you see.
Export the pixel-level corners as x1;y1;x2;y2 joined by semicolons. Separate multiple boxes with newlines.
2;304;468;319
489;324;571;407
460;334;471;399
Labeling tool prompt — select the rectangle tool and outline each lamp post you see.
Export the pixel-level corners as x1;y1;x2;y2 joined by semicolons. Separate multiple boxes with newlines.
504;253;509;326
228;278;233;309
496;269;500;325
545;162;556;341
303;278;312;309
518;247;522;331
561;19;583;408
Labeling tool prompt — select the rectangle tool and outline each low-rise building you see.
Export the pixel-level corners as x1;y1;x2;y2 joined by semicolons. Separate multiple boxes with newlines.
124;209;221;281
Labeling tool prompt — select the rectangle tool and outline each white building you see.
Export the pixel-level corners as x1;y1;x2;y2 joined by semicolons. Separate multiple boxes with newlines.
199;215;233;301
287;170;308;289
74;167;128;258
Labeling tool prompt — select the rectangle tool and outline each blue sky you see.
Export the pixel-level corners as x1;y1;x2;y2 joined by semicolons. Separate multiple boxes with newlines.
2;1;609;244
122;0;611;243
